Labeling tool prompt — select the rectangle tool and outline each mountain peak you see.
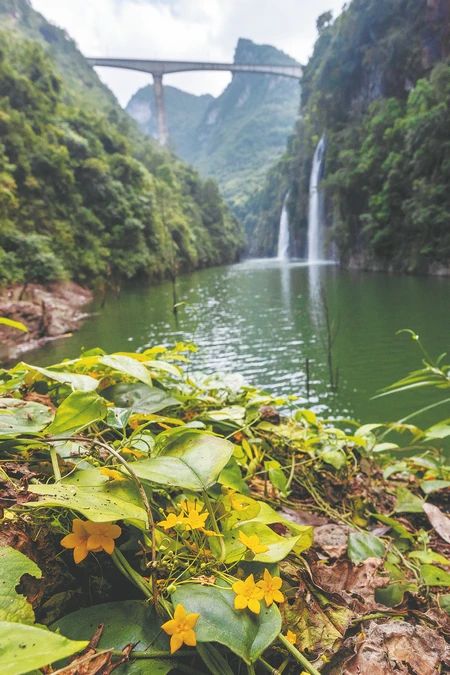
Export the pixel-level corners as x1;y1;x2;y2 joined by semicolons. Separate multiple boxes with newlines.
234;37;299;66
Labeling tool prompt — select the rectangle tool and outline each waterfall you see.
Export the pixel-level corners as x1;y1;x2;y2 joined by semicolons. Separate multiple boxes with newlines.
277;194;290;260
307;135;326;262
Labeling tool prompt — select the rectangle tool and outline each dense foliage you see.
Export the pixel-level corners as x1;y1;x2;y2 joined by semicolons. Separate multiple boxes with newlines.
127;38;301;234
0;339;449;674
0;2;244;287
250;0;450;268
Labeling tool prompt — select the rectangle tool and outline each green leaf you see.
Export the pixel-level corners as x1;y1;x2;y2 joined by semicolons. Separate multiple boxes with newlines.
221;523;301;564
394;487;423;513
101;355;152;386
132;429;234;491
265;460;288;495
420;564;450;587
409;550;450;565
28;469;148;528
375;582;418;607
218;457;249;494
103;383;180;414
347;532;385;563
45;391;107;436
0;317;27;332
320;447;346;469
420;480;450;495
0;398;53;436
53;601;173;674
196;643;234;675
0;547;42;623
439;594;450;615
0;621;87;675
22;364;98;392
173;583;281;664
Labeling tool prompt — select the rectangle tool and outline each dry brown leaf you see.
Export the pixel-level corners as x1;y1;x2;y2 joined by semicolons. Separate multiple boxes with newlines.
310;557;389;612
327;620;450;675
423;503;450;544
52;650;113;675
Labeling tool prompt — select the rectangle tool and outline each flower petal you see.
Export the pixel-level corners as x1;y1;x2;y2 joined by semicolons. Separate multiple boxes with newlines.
183;629;197;646
161;619;177;635
61;533;81;549
234;594;248;610
174;604;187;621
170;634;183;654
86;534;103;551
73;543;88;564
273;590;285;603
185;613;200;629
248;598;260;614
100;536;115;554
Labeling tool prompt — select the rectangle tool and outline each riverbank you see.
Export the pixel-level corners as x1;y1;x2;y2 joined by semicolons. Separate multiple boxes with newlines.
0;282;93;362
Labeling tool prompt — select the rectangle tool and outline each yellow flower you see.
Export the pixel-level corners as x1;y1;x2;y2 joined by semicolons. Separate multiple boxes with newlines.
100;467;126;481
286;629;297;645
61;519;91;564
257;569;285;606
239;531;268;555
229;493;250;512
180;501;208;531
232;574;264;614
161;603;200;654
158;512;185;530
121;447;146;459
84;521;122;555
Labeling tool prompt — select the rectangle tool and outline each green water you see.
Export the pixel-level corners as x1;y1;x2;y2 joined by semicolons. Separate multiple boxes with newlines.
27;260;450;424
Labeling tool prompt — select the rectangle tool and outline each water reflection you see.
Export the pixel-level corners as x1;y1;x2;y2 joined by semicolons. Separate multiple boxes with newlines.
26;261;450;424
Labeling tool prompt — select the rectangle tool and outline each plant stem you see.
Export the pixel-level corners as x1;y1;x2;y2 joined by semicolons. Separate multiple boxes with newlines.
278;634;320;675
247;664;256;675
111;648;191;659
112;549;152;599
49;445;61;481
258;657;281;674
203;490;226;562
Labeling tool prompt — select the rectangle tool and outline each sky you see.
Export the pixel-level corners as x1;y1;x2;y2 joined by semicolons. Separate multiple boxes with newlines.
30;0;344;107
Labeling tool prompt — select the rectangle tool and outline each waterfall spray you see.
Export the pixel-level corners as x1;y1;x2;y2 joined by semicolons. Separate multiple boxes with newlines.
307;136;326;262
277;194;290;260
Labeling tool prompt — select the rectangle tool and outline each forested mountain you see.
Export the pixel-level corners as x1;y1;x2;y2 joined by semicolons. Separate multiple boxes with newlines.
127;39;301;230
0;0;244;287
250;0;450;272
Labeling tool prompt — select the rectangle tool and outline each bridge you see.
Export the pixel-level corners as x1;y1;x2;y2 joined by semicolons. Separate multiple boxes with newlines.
87;57;302;146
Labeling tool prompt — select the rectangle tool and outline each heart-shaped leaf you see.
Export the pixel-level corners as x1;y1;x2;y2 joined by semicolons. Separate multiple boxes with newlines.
22;364;98;391
348;532;386;563
173;583;281;664
0;398;53;436
0;621;87;675
28;469;148;528
132;429;234;490
0;547;42;623
45;391;107;436
53;601;173;674
103;383;180;414
101;355;152;386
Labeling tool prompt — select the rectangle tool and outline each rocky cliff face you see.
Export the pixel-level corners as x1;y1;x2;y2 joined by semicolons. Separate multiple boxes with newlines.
127;38;301;233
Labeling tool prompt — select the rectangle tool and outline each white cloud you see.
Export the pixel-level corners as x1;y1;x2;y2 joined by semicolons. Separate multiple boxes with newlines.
30;0;344;106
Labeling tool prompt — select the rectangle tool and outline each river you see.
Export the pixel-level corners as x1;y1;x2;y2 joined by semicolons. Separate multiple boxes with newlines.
27;260;450;425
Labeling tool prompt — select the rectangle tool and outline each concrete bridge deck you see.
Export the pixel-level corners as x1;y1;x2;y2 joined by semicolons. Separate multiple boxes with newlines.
87;57;302;80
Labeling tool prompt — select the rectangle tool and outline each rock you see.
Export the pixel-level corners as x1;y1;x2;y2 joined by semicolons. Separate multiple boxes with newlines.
0;282;92;361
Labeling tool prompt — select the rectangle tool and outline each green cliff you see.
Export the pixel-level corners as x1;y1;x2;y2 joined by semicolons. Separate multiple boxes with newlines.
252;0;450;270
0;0;244;287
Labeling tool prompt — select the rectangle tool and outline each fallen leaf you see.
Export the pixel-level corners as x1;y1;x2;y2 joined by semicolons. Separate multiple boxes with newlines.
423;503;450;544
328;620;450;674
310;557;389;612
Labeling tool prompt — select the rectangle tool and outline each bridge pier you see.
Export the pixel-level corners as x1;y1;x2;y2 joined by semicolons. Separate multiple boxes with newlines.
152;73;168;146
